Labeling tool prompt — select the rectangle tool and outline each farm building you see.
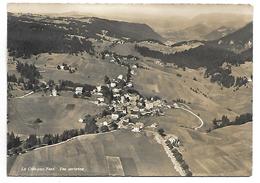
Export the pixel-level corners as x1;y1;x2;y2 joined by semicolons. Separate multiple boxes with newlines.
75;87;83;95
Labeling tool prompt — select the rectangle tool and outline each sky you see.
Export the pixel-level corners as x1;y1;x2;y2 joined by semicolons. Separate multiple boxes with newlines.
7;3;253;18
7;3;253;33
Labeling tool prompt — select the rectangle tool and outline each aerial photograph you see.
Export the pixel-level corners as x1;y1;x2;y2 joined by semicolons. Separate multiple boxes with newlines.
6;3;253;176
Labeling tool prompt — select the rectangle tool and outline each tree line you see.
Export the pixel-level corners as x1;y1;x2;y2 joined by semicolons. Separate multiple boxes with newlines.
7;114;119;156
8;15;94;58
211;113;252;130
135;44;247;88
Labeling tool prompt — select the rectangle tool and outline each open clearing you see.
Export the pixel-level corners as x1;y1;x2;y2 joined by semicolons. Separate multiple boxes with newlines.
161;123;252;176
8;130;179;176
8;96;104;135
10;53;127;86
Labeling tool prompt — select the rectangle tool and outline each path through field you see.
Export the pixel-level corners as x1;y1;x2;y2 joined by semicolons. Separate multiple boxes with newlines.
14;91;34;99
175;103;204;130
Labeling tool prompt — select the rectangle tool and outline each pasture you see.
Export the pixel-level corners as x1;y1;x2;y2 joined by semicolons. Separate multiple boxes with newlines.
8;95;104;135
8;130;179;176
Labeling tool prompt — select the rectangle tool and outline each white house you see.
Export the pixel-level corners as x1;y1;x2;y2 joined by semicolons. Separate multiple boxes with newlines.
112;88;120;93
132;127;140;132
97;97;105;102
132;122;144;132
132;65;137;69
96;85;102;92
130;114;139;119
151;123;158;128
129;95;139;102
113;94;120;97
75;87;83;95
52;89;57;96
117;74;123;80
145;102;154;110
167;136;181;147
111;113;119;120
78;118;84;123
120;96;125;103
110;82;116;88
173;103;179;108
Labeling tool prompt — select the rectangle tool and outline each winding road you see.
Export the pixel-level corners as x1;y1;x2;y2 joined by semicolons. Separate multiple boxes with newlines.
175;103;204;130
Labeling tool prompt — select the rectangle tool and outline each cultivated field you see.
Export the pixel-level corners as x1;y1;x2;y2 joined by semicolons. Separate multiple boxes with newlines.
8;95;104;135
178;123;252;176
8;130;179;176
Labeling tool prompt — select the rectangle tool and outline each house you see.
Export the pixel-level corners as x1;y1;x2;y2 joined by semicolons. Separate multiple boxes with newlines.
111;113;119;120
155;60;163;65
132;65;137;69
131;106;140;113
173;103;179;108
103;121;108;126
110;82;116;88
96;85;102;92
60;65;65;70
117;74;123;80
113;93;120;98
127;83;133;87
112;88;120;93
151;123;158;128
52;89;57;96
145;102;154;110
97;97;105;102
132;127;140;132
78;118;83;123
129;94;139;102
132;122;144;132
130;70;135;75
130;114;139;119
120;96;125;103
75;87;83;95
167;136;181;147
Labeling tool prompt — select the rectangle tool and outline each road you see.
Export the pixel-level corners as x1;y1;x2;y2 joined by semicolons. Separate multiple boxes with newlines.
175;103;204;130
14;91;34;99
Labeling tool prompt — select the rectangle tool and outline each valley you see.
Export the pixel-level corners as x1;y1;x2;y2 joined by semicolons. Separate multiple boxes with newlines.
7;9;253;177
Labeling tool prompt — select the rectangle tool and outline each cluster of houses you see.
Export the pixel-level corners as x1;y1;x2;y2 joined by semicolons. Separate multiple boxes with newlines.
102;51;138;64
57;63;77;73
82;69;169;132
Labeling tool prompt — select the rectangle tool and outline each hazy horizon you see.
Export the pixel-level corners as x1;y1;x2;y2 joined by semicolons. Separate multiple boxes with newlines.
7;4;253;33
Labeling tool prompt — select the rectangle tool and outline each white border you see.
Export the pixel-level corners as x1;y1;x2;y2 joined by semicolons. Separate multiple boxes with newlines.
0;0;259;183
